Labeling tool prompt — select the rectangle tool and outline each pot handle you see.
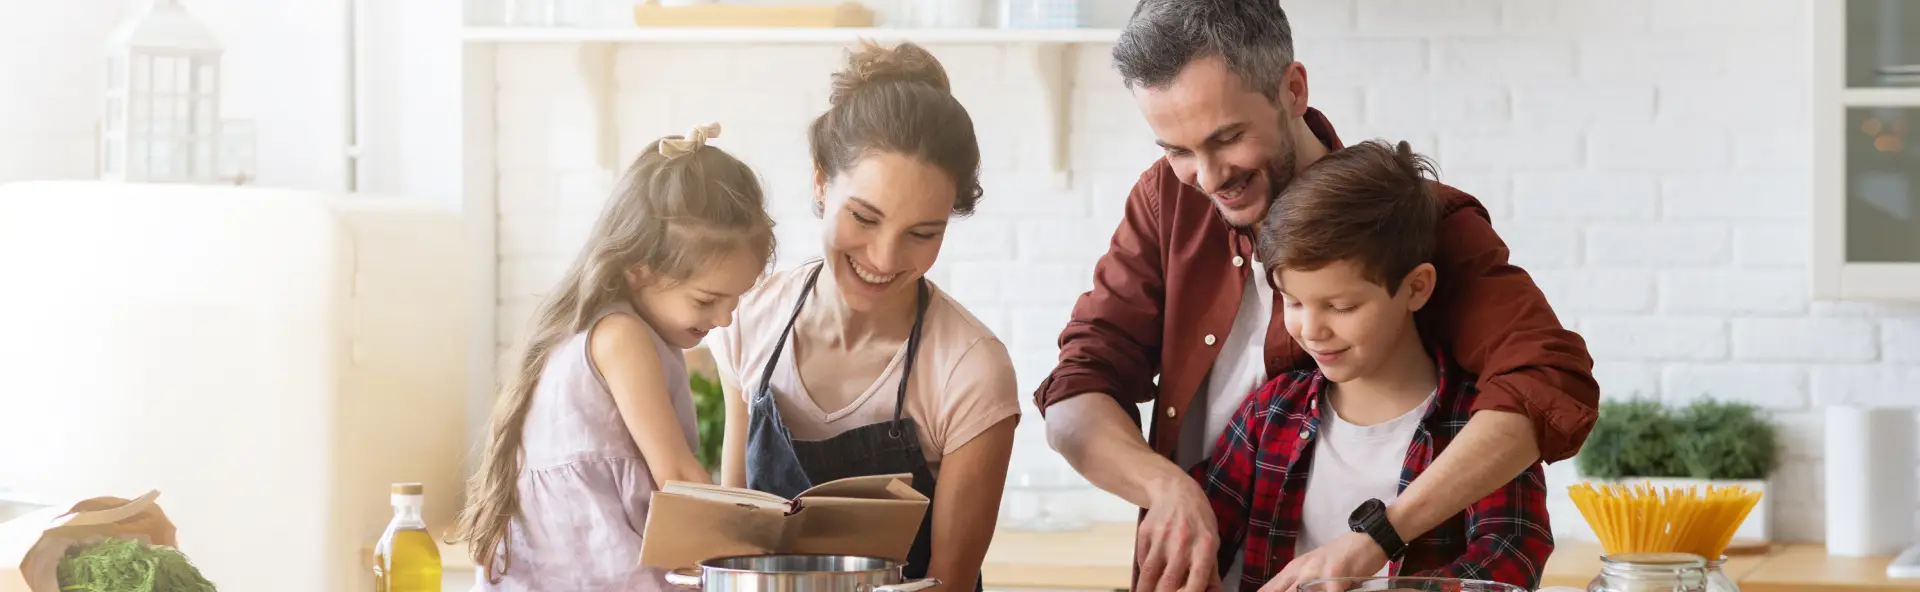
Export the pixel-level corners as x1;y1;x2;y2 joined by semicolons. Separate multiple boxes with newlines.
665;568;703;588
874;578;941;592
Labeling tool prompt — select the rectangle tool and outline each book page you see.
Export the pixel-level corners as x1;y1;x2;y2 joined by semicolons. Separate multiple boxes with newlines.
794;473;920;501
639;494;801;570
787;500;928;562
661;481;790;510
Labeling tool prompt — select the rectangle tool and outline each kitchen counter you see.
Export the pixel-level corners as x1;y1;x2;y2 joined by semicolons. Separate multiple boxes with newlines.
983;521;1920;591
369;522;1920;591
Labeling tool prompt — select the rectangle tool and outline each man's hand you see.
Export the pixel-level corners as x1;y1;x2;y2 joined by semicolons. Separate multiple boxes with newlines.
1135;476;1221;592
1257;531;1386;592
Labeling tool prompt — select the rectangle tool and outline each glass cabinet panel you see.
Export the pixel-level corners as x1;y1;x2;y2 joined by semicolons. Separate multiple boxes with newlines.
1845;106;1920;262
1847;0;1920;87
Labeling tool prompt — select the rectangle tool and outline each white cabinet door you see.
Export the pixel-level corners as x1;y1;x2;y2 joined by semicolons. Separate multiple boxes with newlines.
1813;0;1920;301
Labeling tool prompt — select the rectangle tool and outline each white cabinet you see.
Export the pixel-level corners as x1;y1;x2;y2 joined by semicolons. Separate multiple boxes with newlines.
0;181;471;592
1813;0;1920;300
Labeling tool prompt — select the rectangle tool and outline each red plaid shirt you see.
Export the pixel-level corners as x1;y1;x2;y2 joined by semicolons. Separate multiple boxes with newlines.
1190;350;1554;591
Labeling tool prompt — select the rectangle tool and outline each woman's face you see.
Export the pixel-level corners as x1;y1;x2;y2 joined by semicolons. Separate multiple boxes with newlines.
815;152;956;313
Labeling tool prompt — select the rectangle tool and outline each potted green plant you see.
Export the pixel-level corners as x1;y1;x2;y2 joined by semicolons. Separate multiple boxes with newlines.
1572;397;1780;543
689;370;726;478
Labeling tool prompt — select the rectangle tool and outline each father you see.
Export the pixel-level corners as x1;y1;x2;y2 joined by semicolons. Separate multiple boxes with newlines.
1033;2;1600;590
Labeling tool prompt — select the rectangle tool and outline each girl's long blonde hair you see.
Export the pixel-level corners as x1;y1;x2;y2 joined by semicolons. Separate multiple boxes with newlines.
448;128;775;583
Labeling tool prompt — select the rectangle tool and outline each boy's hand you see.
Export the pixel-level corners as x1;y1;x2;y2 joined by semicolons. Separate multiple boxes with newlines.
1136;476;1219;592
1258;532;1385;592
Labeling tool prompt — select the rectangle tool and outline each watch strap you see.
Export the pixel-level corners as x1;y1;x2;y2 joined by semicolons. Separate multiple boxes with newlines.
1351;499;1408;560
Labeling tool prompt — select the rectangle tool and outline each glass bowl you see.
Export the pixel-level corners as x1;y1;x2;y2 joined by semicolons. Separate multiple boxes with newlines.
1296;577;1530;592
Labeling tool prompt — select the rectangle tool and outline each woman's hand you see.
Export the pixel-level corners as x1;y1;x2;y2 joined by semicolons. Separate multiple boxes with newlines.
925;417;1016;590
717;359;750;488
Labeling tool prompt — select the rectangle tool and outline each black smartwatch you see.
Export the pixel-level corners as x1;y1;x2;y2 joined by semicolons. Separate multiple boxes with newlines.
1348;498;1407;561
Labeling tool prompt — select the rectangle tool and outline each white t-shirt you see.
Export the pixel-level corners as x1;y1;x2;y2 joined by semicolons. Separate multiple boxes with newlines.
1176;257;1272;586
1294;387;1437;572
1176;258;1274;470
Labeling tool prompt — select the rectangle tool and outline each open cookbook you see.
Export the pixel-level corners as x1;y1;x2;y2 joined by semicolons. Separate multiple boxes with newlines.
637;473;929;570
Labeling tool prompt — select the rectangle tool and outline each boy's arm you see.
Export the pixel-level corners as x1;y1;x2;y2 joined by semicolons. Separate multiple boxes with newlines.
1402;462;1555;589
1188;380;1279;583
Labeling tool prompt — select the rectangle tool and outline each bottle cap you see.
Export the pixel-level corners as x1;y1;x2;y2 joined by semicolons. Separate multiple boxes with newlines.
392;482;424;495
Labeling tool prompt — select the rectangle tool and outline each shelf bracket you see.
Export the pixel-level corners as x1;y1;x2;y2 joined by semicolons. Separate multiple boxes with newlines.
1017;42;1075;190
579;42;619;172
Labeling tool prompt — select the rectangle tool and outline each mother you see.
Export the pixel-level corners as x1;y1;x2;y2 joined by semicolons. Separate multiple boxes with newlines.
708;40;1020;592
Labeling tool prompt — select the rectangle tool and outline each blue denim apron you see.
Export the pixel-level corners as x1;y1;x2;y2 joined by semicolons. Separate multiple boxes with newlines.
744;264;981;590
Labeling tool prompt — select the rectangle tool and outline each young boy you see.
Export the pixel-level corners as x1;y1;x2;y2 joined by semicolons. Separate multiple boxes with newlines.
1191;140;1553;592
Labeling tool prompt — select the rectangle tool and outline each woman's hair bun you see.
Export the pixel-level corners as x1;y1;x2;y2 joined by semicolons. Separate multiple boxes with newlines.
827;39;951;107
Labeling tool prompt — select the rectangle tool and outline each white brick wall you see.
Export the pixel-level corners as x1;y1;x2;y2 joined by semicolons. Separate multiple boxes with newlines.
483;0;1920;541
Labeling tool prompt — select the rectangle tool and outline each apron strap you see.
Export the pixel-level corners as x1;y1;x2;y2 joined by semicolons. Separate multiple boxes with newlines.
891;278;931;427
756;263;824;398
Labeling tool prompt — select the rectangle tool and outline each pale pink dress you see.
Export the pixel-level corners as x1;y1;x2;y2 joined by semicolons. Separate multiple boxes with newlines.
477;302;700;592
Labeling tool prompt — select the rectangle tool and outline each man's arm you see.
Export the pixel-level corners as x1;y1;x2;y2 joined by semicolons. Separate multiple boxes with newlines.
1386;411;1542;545
1427;191;1600;462
1037;162;1173;504
1403;462;1555;589
1391;196;1593;541
1037;164;1217;592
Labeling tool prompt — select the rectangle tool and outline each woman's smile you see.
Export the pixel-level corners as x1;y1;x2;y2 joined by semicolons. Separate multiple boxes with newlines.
846;253;899;286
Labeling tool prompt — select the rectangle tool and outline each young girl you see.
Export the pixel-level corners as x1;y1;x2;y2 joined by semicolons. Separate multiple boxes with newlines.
450;123;776;591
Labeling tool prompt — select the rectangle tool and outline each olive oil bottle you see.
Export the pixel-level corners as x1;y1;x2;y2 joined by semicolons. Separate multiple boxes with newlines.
373;483;442;592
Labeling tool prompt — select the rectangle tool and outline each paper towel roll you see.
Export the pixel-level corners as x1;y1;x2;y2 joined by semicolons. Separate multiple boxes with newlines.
1825;406;1918;556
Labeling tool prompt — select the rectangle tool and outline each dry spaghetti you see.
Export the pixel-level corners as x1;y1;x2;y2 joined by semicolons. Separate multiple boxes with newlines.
1568;481;1762;559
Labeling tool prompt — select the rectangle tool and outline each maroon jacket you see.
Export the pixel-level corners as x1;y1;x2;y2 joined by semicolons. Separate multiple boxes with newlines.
1032;108;1599;464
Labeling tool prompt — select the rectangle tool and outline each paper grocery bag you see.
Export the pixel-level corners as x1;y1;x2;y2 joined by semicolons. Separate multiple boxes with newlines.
0;490;178;592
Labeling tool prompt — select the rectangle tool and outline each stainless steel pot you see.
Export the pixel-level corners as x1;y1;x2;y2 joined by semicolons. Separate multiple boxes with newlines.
665;554;941;592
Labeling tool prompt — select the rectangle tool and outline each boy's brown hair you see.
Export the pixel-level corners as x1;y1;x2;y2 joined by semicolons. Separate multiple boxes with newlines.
1257;139;1441;294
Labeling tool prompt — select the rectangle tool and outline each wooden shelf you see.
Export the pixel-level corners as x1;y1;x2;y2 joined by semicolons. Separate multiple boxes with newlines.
462;26;1121;45
461;25;1093;188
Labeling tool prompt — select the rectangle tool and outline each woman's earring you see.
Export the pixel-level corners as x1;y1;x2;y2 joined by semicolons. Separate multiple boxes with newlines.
812;199;824;218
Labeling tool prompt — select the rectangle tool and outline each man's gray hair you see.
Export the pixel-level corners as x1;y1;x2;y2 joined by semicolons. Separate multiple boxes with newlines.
1112;0;1294;96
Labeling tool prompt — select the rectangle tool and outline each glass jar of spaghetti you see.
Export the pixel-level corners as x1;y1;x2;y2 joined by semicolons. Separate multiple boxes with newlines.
1586;552;1710;592
1703;555;1740;592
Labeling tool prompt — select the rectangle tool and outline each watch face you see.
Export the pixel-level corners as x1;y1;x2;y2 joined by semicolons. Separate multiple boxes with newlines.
1349;500;1379;529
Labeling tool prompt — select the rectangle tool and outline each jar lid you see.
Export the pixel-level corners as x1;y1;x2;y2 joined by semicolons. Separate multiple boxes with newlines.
1601;552;1706;567
392;483;424;495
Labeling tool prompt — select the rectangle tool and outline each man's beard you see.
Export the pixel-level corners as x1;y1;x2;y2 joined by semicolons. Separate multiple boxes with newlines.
1225;120;1299;230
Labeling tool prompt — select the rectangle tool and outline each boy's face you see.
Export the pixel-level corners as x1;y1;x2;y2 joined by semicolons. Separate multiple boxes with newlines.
1275;259;1437;383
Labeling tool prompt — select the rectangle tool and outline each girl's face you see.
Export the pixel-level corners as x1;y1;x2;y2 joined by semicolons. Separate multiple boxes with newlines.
625;247;765;350
814;152;955;313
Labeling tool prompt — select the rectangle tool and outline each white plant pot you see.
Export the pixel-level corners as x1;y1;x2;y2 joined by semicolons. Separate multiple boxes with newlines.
1551;476;1772;546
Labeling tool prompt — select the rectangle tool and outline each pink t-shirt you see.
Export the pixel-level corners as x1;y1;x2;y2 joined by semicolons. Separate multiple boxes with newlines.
709;265;1021;470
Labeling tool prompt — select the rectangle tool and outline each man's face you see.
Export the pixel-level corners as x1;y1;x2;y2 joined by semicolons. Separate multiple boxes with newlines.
1131;55;1303;229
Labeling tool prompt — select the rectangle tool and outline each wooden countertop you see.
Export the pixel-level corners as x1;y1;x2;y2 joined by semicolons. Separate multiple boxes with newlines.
983;522;1920;591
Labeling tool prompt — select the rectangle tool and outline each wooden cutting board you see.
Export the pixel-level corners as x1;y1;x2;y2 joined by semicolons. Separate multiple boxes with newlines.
633;1;875;28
